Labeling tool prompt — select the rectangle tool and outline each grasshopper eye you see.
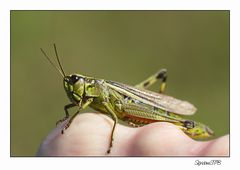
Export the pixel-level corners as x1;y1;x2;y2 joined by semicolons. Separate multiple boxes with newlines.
70;75;80;84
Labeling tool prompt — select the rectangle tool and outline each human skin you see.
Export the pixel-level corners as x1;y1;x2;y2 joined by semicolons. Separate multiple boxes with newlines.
37;113;229;156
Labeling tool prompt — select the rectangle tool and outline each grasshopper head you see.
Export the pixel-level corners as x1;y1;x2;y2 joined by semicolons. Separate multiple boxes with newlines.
63;74;85;105
40;44;87;105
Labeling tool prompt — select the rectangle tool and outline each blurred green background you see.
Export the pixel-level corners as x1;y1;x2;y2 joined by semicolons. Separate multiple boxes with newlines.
11;11;229;156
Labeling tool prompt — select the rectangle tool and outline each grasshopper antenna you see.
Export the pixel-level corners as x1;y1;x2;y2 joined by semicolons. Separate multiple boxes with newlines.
40;47;65;78
53;43;66;77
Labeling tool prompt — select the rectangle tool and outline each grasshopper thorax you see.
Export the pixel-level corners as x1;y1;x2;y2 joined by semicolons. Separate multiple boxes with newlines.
64;74;85;105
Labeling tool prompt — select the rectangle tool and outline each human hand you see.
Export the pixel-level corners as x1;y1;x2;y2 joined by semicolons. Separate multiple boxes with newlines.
37;113;229;156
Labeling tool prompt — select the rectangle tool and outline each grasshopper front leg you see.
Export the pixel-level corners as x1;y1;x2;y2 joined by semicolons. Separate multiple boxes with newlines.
135;68;167;93
102;101;118;154
56;103;76;125
61;98;94;134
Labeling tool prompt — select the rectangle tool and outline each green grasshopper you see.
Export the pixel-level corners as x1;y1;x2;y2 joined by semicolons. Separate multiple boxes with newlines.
41;44;214;154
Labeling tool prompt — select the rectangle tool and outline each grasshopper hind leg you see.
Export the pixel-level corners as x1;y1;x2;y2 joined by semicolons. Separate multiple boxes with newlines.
135;69;167;93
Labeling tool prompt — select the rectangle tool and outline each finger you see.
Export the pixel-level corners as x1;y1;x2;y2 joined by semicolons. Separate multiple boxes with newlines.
201;135;229;156
128;123;229;156
37;113;229;156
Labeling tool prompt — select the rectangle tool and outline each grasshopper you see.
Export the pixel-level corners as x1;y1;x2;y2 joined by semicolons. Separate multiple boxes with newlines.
41;44;214;154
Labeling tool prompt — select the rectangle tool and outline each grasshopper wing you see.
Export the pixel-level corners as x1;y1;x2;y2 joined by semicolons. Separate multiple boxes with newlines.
106;80;197;115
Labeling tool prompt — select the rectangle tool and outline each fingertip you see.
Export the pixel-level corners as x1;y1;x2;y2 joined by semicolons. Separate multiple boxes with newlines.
37;113;114;156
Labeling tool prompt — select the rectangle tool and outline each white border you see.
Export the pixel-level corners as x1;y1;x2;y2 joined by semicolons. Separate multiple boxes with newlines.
1;1;239;170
